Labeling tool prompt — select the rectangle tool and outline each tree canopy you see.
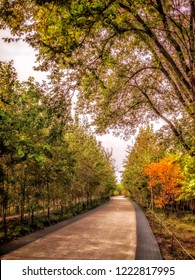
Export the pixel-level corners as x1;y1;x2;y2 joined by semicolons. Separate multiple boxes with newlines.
0;0;194;152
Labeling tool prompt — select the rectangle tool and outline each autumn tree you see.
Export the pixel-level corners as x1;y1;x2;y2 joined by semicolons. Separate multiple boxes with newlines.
122;126;164;207
145;156;184;212
0;0;194;152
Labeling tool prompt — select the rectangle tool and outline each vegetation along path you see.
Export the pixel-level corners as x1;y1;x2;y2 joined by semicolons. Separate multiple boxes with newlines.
0;197;162;260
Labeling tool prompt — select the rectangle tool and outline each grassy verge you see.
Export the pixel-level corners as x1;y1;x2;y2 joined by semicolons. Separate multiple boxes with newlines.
0;197;109;244
145;210;195;260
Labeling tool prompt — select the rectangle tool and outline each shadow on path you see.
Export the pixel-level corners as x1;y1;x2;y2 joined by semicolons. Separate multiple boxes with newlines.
0;202;110;257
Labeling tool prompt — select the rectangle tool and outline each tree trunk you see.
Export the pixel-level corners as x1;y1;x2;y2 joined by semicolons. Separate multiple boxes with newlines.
46;174;50;221
20;170;27;223
2;203;7;238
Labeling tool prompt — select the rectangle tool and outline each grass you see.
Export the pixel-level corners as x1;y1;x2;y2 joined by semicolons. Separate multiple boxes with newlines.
0;212;73;243
0;197;109;244
145;210;195;260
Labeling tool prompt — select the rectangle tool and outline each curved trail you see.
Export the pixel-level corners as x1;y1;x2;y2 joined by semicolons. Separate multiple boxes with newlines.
1;197;136;260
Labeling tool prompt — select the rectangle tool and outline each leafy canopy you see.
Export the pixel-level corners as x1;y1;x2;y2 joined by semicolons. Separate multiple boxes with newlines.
0;0;194;152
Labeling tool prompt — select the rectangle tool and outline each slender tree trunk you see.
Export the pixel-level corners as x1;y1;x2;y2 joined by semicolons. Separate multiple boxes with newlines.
2;203;7;238
150;188;154;211
46;176;50;221
20;170;27;223
31;208;34;226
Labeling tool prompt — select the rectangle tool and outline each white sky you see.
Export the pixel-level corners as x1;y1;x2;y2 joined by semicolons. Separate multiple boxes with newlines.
0;29;130;182
0;30;46;82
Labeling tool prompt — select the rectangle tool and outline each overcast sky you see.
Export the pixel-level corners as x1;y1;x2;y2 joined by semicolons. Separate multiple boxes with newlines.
0;29;132;182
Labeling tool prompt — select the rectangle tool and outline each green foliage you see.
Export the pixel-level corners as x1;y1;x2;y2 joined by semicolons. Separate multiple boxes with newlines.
112;183;125;196
179;153;195;201
122;126;164;207
66;124;116;200
0;61;116;239
1;0;194;152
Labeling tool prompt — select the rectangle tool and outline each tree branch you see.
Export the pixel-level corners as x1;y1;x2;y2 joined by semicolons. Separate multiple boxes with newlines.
189;0;195;96
155;0;191;75
134;81;191;152
119;2;193;98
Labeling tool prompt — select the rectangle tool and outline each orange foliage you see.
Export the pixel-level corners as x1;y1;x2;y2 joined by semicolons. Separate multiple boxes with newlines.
145;157;184;208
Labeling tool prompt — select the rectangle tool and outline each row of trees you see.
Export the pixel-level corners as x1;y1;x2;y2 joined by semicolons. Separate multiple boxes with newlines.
0;0;194;218
0;61;116;238
122;126;195;214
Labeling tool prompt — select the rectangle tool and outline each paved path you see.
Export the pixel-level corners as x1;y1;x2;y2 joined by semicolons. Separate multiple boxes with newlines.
131;201;162;260
0;197;136;260
0;197;162;260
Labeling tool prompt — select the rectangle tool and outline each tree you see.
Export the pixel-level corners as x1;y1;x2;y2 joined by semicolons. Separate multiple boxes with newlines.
122;126;164;207
66;124;116;207
112;183;125;196
145;156;184;212
0;60;21;234
0;0;194;152
178;147;195;213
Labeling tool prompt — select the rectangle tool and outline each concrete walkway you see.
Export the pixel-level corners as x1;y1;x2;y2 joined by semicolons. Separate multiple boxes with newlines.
131;201;162;260
0;197;136;260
